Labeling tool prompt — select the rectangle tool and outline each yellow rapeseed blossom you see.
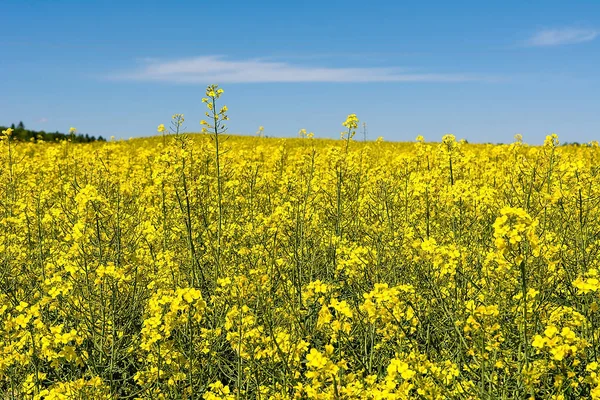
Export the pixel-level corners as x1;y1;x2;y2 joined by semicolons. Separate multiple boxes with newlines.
1;102;599;399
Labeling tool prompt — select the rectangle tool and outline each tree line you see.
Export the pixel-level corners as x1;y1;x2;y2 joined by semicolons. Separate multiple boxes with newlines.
1;121;106;143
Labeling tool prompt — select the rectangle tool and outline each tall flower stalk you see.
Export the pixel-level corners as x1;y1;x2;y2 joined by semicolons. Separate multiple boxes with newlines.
341;113;359;153
201;85;228;278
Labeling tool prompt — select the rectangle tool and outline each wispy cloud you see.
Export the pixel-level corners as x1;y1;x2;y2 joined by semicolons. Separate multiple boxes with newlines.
110;55;489;84
526;28;598;47
37;117;48;123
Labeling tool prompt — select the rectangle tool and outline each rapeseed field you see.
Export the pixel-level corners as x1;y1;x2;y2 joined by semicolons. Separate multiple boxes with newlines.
1;86;600;399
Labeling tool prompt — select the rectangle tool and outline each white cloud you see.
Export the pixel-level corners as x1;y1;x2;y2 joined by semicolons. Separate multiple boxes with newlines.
527;28;598;47
37;117;48;123
111;55;486;84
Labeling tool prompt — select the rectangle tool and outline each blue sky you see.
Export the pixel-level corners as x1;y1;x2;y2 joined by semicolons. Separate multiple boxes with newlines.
1;0;599;143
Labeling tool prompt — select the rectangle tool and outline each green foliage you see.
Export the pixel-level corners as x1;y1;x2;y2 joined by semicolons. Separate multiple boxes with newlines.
0;122;105;143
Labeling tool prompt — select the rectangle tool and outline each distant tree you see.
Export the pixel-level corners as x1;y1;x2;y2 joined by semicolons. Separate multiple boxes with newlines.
10;123;15;129
0;124;103;143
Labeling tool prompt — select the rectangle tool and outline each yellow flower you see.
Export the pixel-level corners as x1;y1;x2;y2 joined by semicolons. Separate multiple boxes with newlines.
532;335;546;349
545;325;558;338
544;133;559;147
306;348;328;370
342;113;359;129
